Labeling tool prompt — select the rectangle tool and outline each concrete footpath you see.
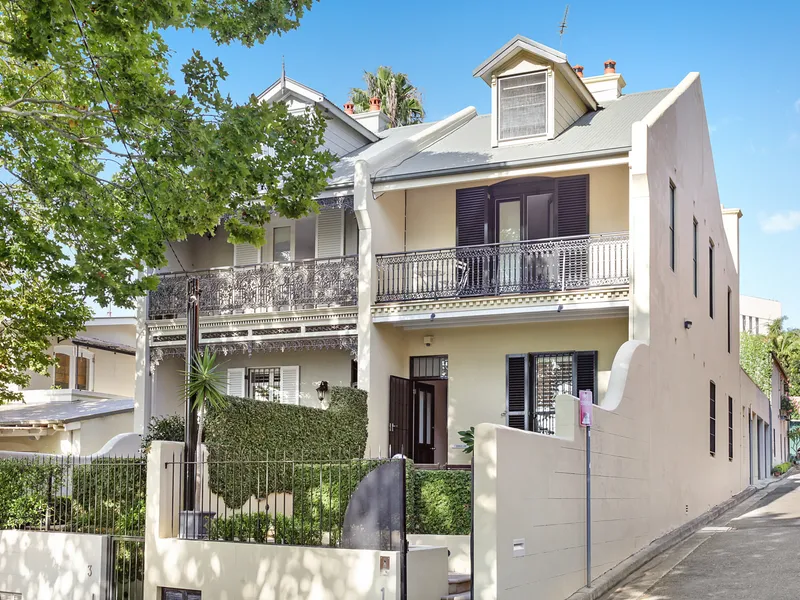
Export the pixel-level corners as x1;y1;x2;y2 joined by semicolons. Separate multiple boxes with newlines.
602;474;800;599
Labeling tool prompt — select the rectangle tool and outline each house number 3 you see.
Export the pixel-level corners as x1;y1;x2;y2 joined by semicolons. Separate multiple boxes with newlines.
87;565;93;577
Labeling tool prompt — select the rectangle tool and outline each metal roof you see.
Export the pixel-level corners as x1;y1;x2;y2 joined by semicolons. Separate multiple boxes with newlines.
0;397;133;427
372;89;672;183
72;336;135;356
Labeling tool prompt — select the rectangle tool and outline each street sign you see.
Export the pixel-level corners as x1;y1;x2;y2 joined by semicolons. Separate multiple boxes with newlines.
579;390;593;427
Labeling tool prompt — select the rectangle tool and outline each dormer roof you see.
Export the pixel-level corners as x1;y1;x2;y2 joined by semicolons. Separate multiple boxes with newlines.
472;35;597;111
257;76;379;144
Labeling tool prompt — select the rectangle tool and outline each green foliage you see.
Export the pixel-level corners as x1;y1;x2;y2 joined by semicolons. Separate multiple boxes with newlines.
273;513;324;546
740;332;772;396
141;414;185;451
458;427;475;455
767;318;800;398
182;349;228;413
408;470;471;536
0;0;333;403
0;459;63;529
209;512;270;543
72;458;147;535
772;462;792;476
350;66;424;127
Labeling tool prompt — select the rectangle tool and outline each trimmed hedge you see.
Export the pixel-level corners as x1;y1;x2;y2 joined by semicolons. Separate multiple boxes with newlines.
0;459;63;529
408;469;471;536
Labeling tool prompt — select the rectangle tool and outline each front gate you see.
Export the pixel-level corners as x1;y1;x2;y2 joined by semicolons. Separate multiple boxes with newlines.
108;535;145;600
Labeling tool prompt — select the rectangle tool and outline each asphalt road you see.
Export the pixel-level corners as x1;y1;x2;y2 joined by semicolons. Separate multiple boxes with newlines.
604;475;800;600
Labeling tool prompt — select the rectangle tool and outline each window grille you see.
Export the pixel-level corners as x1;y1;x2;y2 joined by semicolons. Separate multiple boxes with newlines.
248;367;281;402
498;72;547;140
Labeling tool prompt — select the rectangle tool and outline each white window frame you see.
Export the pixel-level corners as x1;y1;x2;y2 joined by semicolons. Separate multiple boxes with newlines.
495;69;550;145
269;222;295;263
53;345;94;391
246;366;299;404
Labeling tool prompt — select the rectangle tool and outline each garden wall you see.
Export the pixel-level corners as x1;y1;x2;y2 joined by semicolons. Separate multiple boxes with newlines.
0;530;109;599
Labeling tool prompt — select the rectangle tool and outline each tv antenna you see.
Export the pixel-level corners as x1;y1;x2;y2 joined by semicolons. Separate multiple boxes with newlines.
559;5;569;49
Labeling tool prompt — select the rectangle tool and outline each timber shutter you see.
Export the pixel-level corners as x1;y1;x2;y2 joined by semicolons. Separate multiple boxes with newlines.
456;187;488;246
505;354;528;430
280;365;300;404
316;209;345;258
233;242;260;266
226;367;246;397
555;175;589;237
575;351;598;403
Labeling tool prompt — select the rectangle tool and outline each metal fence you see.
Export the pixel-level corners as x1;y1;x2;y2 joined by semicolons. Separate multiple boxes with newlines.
166;451;407;552
375;232;629;302
148;255;358;319
0;454;146;536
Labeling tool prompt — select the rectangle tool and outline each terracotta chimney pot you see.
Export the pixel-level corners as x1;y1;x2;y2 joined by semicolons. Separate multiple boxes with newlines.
604;60;617;74
573;65;584;78
343;102;354;115
369;97;381;112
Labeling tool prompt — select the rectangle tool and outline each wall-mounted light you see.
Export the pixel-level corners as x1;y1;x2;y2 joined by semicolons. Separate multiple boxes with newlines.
316;380;329;403
684;319;693;330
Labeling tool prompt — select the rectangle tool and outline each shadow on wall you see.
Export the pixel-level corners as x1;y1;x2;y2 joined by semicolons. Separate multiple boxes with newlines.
0;530;106;599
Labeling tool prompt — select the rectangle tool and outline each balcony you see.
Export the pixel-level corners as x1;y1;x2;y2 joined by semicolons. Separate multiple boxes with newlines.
375;233;629;303
148;255;358;320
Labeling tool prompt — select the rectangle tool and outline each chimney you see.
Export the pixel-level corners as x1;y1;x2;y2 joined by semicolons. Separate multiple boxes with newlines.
583;60;626;103
351;96;390;134
343;102;354;115
573;65;584;79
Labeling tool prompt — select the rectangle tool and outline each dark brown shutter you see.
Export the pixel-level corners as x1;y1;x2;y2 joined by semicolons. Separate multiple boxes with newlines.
506;354;528;430
456;186;488;246
555;175;589;237
575;351;597;403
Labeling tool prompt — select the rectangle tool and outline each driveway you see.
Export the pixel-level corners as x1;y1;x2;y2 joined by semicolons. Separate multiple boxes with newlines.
604;474;800;599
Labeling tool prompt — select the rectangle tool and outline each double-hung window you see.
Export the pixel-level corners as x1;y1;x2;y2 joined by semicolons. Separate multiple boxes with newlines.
498;72;547;141
506;351;597;435
728;396;734;460
710;381;716;456
709;240;715;318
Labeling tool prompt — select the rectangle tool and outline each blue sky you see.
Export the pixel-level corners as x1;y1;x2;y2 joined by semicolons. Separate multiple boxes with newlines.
102;0;800;322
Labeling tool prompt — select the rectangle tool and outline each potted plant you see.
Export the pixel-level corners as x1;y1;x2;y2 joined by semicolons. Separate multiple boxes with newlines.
179;348;227;539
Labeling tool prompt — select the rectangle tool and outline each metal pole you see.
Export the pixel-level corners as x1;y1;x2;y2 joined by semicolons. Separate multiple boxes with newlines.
184;277;200;511
586;424;591;588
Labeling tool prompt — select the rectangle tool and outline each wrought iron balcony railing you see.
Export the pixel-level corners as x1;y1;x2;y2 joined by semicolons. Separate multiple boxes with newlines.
148;255;358;319
375;232;630;303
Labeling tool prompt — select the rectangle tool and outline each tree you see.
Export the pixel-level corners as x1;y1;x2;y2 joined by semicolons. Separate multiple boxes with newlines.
350;66;424;127
767;317;800;397
0;0;335;403
740;331;773;396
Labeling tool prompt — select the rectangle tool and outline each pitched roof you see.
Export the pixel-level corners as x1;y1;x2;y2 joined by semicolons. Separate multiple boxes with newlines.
0;397;133;427
328;88;671;187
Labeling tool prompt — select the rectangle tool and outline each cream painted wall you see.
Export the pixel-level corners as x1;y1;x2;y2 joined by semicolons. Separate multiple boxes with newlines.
554;69;587;136
151;350;352;418
399;165;629;254
409;534;470;574
78;412;134;455
0;530;109;600
382;317;628;465
630;74;746;540
0;433;68;454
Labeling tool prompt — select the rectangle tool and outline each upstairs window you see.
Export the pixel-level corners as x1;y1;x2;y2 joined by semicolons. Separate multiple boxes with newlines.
709;239;715;318
54;353;70;389
669;181;676;271
498;72;547;141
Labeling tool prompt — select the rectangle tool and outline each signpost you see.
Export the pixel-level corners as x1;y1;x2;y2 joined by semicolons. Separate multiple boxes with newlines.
579;390;593;588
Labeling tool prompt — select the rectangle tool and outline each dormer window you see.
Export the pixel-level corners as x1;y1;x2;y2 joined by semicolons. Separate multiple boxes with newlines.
498;72;547;141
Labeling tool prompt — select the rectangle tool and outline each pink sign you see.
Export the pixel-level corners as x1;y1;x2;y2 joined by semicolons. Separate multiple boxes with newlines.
579;390;593;427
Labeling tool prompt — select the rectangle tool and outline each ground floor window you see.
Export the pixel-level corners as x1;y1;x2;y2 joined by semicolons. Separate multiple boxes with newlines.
506;351;597;435
162;589;201;600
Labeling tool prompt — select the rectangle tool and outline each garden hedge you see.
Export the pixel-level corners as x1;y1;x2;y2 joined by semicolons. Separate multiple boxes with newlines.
0;459;63;529
408;469;471;536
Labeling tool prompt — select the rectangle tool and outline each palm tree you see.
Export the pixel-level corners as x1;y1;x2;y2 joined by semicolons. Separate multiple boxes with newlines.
350;66;424;127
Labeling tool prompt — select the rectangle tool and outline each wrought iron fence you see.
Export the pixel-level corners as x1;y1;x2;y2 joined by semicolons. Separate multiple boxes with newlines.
0;454;146;535
375;232;629;302
166;451;406;552
148;255;358;319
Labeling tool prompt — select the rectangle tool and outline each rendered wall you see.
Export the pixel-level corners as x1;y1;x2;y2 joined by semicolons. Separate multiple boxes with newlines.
0;530;108;600
397;318;628;465
78;411;134;455
409;534;470;574
630;73;747;535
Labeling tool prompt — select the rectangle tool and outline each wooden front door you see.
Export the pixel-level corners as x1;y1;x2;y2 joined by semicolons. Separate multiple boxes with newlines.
413;382;435;464
389;376;412;456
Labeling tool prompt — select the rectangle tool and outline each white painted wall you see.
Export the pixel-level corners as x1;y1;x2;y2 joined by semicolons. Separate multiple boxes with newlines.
0;531;109;600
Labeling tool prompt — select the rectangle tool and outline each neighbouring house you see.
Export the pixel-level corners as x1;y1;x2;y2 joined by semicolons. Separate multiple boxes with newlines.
740;294;781;335
0;316;137;454
772;352;791;466
131;35;774;600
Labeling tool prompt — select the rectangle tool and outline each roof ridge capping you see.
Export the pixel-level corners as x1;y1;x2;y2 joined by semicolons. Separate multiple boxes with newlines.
363;106;478;172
